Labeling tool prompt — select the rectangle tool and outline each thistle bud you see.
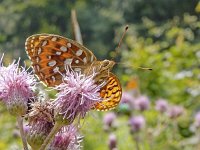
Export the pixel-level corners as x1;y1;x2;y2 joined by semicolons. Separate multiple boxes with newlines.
27;101;54;149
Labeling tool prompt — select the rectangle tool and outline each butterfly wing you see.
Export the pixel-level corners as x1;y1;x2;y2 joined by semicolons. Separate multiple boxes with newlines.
94;73;122;111
25;34;50;60
25;34;97;87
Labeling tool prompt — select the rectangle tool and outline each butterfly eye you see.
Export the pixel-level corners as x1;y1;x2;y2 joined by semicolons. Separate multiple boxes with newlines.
102;60;110;67
101;60;115;70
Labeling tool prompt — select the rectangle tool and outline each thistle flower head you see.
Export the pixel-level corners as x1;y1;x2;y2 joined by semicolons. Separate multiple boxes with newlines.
27;101;54;149
134;96;150;111
103;112;117;131
0;58;36;116
28;100;54;123
53;68;103;124
129;115;145;133
48;125;82;150
155;99;168;113
108;133;117;150
194;112;200;128
120;92;134;109
167;105;184;119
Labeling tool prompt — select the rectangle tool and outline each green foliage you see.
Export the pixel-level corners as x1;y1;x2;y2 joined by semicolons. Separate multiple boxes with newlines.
121;14;200;107
0;105;22;149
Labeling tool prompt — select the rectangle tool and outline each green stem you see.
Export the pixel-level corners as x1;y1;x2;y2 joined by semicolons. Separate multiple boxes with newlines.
17;116;29;150
133;134;140;150
39;122;62;150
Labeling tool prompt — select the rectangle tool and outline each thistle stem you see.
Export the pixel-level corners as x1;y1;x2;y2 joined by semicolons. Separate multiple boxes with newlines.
17;116;28;150
133;134;140;150
39;122;62;150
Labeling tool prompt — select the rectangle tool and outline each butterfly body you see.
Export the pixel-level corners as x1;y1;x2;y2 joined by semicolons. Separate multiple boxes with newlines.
84;60;115;84
25;34;122;111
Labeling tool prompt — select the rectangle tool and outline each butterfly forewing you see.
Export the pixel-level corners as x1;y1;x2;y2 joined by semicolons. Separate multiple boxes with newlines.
25;34;49;60
25;34;97;86
94;73;122;111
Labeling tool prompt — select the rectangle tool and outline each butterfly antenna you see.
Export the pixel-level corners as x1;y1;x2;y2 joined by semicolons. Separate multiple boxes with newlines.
112;25;129;60
113;26;152;71
115;62;153;71
117;25;129;49
137;66;153;71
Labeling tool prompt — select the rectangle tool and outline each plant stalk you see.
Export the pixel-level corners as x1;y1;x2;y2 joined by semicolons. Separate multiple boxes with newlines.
133;134;140;150
39;122;62;150
17;116;29;150
71;9;83;44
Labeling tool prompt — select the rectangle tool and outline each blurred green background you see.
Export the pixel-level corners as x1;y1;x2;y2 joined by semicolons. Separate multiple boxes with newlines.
0;0;200;149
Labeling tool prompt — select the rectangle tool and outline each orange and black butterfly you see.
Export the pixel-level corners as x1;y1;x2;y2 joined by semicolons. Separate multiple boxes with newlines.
25;34;122;111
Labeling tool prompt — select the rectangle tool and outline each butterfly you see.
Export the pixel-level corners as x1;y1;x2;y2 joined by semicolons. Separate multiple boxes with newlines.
25;34;122;111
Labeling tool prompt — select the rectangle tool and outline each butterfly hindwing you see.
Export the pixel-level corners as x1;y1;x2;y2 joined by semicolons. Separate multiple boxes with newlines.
94;73;122;111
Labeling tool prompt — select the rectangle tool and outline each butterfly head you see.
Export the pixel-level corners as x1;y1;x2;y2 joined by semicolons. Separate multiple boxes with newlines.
100;60;115;71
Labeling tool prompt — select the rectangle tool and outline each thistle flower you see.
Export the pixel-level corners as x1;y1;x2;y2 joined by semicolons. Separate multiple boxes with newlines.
27;101;54;150
129;115;145;133
103;112;117;131
167;105;184;119
23;125;30;136
48;125;82;150
108;133;117;150
0;58;36;116
13;129;20;138
155;99;168;113
120;92;134;109
134;96;150;111
53;68;103;124
194;112;200;128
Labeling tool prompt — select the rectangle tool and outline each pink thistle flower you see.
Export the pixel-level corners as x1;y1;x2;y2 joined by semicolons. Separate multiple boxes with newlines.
53;68;103;124
23;125;30;136
0;58;36;116
194;112;200;128
108;133;117;150
155;99;168;113
48;125;82;150
167;105;184;119
129;115;145;133
120;92;134;109
103;112;117;131
134;96;150;111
